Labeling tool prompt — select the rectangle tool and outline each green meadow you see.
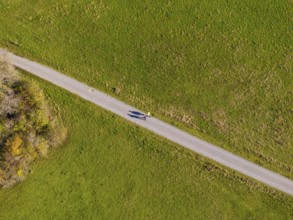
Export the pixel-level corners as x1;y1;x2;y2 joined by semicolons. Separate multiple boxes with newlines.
0;73;292;219
0;1;292;218
0;0;292;178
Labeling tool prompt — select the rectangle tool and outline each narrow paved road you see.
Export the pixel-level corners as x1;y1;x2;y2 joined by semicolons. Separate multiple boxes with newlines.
3;50;293;196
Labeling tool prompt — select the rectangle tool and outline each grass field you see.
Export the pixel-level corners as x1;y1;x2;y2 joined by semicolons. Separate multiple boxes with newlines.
0;73;292;219
0;0;292;178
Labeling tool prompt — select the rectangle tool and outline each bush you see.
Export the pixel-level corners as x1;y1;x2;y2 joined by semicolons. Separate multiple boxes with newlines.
0;53;66;188
6;135;23;156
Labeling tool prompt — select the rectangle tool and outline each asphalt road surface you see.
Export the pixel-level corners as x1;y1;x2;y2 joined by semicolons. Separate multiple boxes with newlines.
2;50;292;196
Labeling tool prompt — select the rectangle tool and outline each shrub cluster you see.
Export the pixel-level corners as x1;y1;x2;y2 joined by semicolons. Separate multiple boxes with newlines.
0;54;66;188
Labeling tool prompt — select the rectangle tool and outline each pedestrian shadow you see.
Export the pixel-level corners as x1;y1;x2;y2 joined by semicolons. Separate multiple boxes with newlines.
129;110;145;116
127;114;146;120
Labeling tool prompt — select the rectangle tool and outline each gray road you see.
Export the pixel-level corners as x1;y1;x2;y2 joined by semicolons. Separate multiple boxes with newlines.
3;50;293;196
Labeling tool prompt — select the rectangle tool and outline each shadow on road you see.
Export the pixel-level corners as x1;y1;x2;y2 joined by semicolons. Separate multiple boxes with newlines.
129;110;145;116
127;113;146;120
